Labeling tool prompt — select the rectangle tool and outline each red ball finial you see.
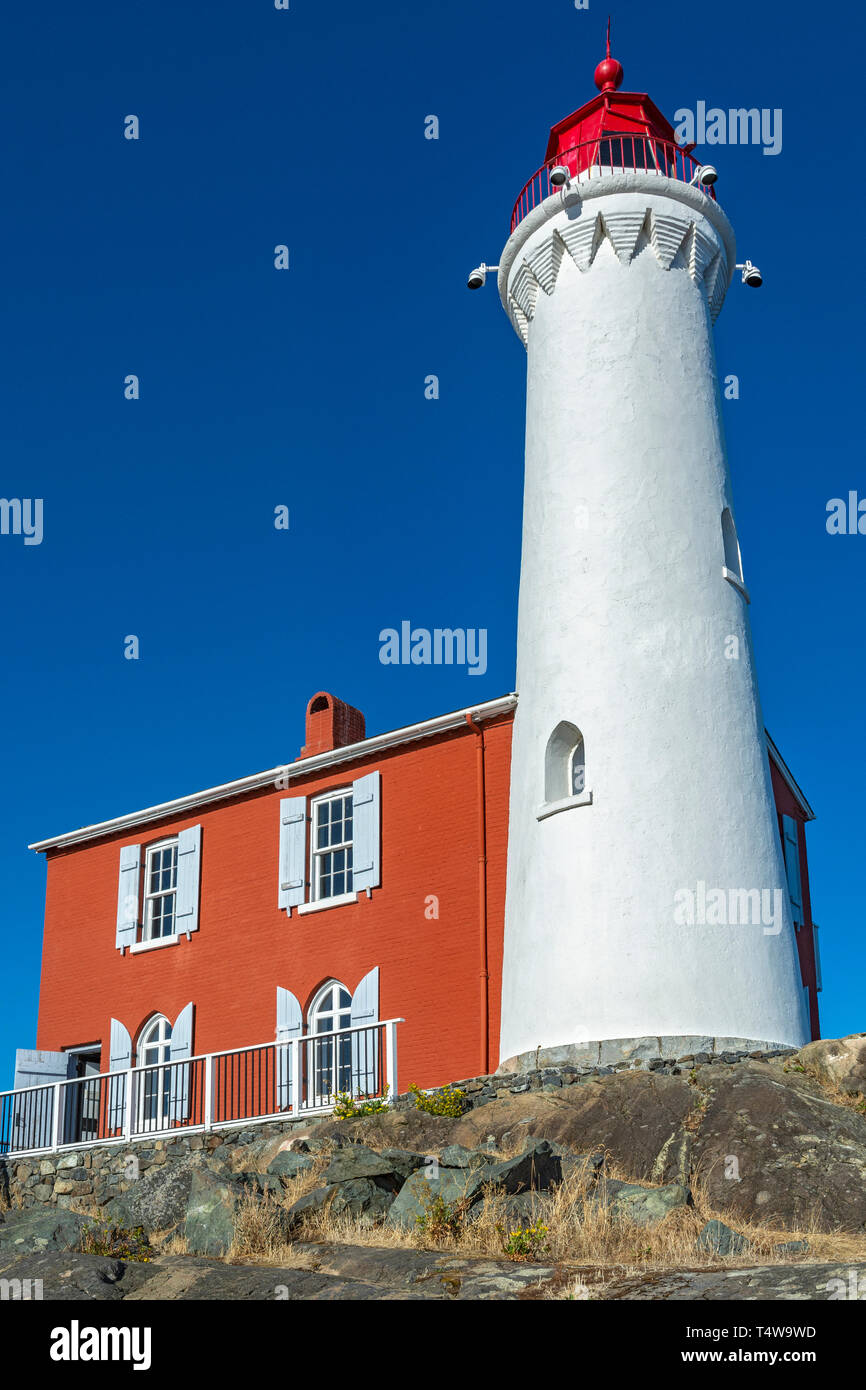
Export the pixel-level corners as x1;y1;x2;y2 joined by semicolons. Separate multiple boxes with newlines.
594;16;624;91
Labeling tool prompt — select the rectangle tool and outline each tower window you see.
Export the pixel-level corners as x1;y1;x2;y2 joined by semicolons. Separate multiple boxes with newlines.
721;507;749;600
722;507;743;582
544;721;587;804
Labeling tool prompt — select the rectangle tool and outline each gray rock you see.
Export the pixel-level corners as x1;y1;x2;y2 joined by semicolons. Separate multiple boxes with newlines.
438;1144;490;1170
387;1168;477;1230
329;1179;395;1225
696;1219;751;1256
0;1208;86;1254
465;1190;552;1235
774;1240;810;1255
285;1185;338;1225
798;1034;866;1097
106;1157;198;1234
377;1148;428;1179
691;1062;866;1231
600;1262;866;1301
266;1151;316;1180
465;1140;562;1201
590;1179;691;1227
0;1249;158;1301
183;1171;243;1256
318;1144;403;1191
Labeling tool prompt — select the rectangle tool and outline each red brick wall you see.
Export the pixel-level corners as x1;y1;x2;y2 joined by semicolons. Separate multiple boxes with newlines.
36;714;514;1090
769;760;820;1040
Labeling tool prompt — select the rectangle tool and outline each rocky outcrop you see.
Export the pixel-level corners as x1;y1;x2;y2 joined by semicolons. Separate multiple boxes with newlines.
2;1243;863;1301
798;1034;866;1098
598;1263;866;1301
3;1037;866;1252
0;1208;87;1255
689;1063;866;1231
311;1054;866;1234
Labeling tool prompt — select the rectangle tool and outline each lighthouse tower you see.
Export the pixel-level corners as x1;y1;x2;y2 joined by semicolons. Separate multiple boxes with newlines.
497;40;809;1070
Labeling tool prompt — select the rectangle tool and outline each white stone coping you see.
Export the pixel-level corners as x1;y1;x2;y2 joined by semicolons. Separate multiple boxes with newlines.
498;171;738;311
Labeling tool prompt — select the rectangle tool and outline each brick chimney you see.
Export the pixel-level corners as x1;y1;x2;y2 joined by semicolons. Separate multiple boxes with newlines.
300;692;366;759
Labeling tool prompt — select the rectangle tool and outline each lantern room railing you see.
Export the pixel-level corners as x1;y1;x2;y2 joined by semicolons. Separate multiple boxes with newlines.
511;136;716;233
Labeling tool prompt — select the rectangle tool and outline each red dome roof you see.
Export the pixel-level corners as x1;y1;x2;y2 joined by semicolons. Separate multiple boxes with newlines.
544;27;677;168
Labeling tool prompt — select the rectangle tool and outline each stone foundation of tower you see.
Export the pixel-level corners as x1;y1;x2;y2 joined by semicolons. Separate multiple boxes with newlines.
498;1034;796;1076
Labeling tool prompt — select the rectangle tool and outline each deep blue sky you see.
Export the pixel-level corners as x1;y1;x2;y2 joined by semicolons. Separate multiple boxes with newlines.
1;0;863;1087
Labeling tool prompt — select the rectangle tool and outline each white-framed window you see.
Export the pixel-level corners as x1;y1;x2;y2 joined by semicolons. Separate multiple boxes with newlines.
142;840;178;941
116;828;201;953
137;1014;173;1131
538;721;592;819
311;790;354;901
280;773;380;915
308;981;353;1105
721;507;749;600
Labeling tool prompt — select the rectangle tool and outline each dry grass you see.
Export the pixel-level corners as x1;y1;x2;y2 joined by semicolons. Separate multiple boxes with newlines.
150;1230;190;1255
225;1144;866;1274
790;1062;866;1117
228;1189;293;1261
225;1147;333;1263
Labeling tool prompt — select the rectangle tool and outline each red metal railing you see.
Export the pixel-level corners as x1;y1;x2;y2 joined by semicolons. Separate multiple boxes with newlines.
511;136;716;233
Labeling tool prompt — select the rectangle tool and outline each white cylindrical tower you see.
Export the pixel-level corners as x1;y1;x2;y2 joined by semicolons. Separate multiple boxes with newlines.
498;46;808;1070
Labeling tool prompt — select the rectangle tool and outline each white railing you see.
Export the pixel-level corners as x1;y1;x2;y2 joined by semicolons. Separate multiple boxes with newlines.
0;1019;402;1159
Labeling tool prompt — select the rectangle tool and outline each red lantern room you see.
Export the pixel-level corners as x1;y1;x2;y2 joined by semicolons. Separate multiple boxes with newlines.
511;23;711;232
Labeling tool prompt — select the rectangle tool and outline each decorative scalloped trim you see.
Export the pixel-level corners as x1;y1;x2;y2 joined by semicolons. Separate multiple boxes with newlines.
524;235;564;295
506;207;727;342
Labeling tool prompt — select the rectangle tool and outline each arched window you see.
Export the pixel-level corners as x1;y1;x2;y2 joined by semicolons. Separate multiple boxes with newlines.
137;1014;172;1132
308;981;353;1105
721;507;744;585
544;721;585;803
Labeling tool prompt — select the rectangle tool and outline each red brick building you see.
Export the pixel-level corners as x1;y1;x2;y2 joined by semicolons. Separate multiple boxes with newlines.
13;690;819;1149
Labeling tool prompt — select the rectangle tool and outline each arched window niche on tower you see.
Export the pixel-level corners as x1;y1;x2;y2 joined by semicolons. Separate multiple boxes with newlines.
538;721;593;821
721;506;750;602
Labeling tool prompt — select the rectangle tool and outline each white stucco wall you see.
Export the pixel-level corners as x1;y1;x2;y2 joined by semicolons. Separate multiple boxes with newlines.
498;177;809;1066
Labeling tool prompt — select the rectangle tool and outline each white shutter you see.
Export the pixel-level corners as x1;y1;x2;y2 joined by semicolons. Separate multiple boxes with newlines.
175;826;202;934
352;771;381;893
279;798;307;911
782;814;803;928
350;966;380;1097
169;1002;195;1122
108;1019;132;1132
276;987;303;1110
12;1050;72;1151
115;844;141;951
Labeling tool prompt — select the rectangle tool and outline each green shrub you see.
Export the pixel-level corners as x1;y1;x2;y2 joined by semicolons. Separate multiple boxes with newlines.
415;1191;467;1242
407;1082;467;1117
80;1221;151;1262
332;1086;390;1119
501;1220;549;1261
